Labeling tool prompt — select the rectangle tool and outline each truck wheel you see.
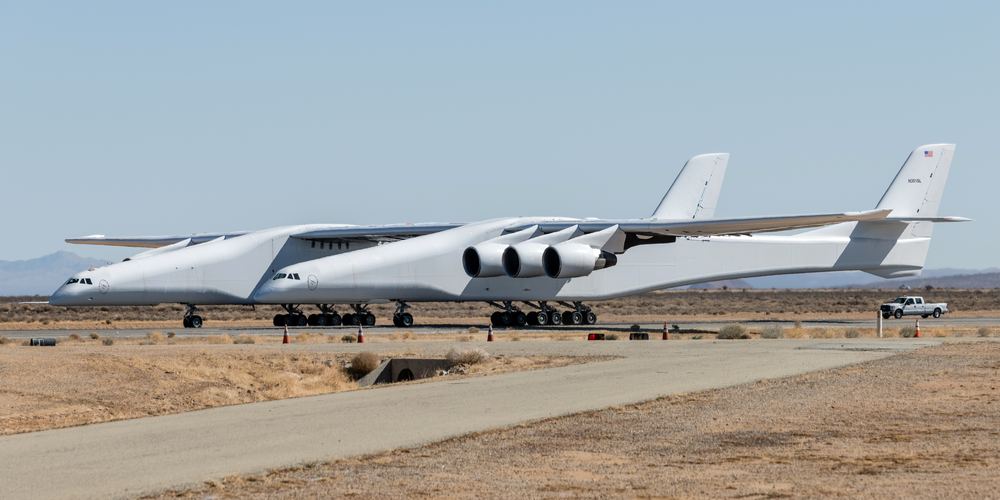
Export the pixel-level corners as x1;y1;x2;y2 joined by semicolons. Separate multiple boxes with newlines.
894;309;903;319
933;309;941;318
921;314;929;319
881;312;890;320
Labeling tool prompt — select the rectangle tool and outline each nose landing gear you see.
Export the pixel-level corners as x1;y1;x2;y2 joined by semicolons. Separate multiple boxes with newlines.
182;304;203;328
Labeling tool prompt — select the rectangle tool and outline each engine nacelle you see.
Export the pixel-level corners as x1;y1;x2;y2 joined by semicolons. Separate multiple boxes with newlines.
542;243;618;279
502;242;548;278
462;243;508;278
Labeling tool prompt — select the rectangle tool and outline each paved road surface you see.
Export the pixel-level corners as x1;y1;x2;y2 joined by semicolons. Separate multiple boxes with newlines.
3;315;998;339
0;337;956;500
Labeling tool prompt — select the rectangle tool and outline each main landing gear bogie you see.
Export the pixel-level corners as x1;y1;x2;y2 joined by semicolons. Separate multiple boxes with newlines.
489;301;594;327
182;304;203;328
392;301;414;327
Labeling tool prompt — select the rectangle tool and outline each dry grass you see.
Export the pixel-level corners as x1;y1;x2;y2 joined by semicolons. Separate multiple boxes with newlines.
445;347;491;366
348;352;382;379
760;324;784;339
716;323;748;339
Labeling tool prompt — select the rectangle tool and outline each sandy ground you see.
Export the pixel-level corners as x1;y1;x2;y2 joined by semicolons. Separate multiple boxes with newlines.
138;341;1000;500
0;343;603;436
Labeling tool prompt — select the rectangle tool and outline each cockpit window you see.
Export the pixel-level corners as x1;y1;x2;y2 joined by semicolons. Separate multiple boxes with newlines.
272;273;287;280
65;278;80;285
286;274;294;279
293;273;300;280
85;278;93;285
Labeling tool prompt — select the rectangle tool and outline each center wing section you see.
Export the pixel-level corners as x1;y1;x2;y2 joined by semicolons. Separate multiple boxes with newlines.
291;222;467;244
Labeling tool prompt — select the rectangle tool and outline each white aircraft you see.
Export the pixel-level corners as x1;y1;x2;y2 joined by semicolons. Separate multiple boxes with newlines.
50;144;967;329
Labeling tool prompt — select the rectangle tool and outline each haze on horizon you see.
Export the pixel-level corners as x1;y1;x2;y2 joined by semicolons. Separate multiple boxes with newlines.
1;2;996;267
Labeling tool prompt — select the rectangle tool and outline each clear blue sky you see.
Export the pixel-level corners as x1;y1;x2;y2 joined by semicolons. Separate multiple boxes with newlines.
1;2;996;267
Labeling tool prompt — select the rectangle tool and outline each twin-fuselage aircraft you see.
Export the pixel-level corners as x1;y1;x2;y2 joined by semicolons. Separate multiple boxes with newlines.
50;144;968;328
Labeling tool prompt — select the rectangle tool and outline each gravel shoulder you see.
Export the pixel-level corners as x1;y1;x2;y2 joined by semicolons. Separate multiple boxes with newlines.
145;341;1000;500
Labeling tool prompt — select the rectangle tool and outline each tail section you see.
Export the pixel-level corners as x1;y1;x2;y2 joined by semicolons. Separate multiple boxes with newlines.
651;153;729;220
802;144;964;279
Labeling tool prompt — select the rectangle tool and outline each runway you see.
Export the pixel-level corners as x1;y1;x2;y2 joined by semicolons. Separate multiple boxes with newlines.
2;315;998;339
0;337;957;500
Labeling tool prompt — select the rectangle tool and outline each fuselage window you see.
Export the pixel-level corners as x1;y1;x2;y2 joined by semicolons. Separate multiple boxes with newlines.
65;278;79;285
272;273;287;280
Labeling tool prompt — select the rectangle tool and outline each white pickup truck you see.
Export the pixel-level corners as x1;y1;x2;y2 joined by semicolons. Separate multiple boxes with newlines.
880;296;948;319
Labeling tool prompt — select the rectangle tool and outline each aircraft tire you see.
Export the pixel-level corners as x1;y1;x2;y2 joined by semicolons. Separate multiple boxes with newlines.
307;314;319;326
329;314;342;326
570;311;583;325
316;314;328;326
400;312;413;327
536;311;548;326
514;312;527;327
500;312;512;326
549;311;562;325
490;312;502;326
933;309;942;318
190;316;203;328
894;309;903;319
562;311;574;325
183;317;192;328
351;314;362;326
365;313;376;326
273;314;284;326
585;311;597;325
296;315;308;327
526;312;538;325
392;315;402;327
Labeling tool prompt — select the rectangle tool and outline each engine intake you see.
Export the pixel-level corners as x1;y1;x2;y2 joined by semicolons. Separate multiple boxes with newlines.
542;243;618;279
463;244;507;278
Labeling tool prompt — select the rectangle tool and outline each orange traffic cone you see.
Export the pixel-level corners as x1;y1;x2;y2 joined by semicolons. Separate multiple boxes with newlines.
663;321;669;340
915;318;921;338
358;324;365;343
487;323;494;342
282;325;290;344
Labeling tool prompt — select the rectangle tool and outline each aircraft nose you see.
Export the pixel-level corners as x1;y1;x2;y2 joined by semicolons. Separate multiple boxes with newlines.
49;284;86;306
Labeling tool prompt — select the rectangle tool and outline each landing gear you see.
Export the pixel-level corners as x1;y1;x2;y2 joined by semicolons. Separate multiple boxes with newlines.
182;304;203;328
273;304;308;327
309;304;342;326
558;301;597;326
392;301;414;327
348;304;376;326
487;301;531;327
525;301;561;326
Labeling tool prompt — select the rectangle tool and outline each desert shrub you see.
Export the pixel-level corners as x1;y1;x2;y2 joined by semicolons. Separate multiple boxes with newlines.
899;326;917;338
511;336;521;341
844;328;861;338
605;333;619;340
446;347;491;366
760;324;784;339
68;333;83;341
348;352;381;378
105;319;112;325
794;320;803;329
341;334;357;343
629;324;640;332
89;332;100;339
167;331;176;338
0;335;9;345
468;326;479;333
102;338;114;346
205;334;233;344
233;334;255;344
147;331;164;342
458;335;472;342
294;332;311;343
717;323;748;339
40;318;51;325
978;326;993;337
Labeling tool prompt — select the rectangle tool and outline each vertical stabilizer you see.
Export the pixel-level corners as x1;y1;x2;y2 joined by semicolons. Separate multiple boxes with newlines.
876;144;955;218
651;153;729;220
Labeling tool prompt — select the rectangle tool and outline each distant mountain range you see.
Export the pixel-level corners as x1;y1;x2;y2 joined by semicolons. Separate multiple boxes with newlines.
0;252;112;296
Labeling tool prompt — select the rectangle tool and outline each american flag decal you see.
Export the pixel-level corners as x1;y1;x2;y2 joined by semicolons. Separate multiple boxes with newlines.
925;150;933;157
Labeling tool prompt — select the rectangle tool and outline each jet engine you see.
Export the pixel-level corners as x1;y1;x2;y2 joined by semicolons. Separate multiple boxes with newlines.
501;225;583;278
542;243;618;279
463;225;541;278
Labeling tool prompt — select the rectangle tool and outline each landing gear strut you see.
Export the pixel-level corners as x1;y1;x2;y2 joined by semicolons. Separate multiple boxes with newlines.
488;301;528;327
308;304;342;326
392;301;414;327
273;304;308;327
342;304;376;327
182;304;203;328
558;301;597;325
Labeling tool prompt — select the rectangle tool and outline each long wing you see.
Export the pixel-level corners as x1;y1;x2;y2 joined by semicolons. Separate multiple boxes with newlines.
66;231;252;248
290;223;467;243
515;209;894;238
